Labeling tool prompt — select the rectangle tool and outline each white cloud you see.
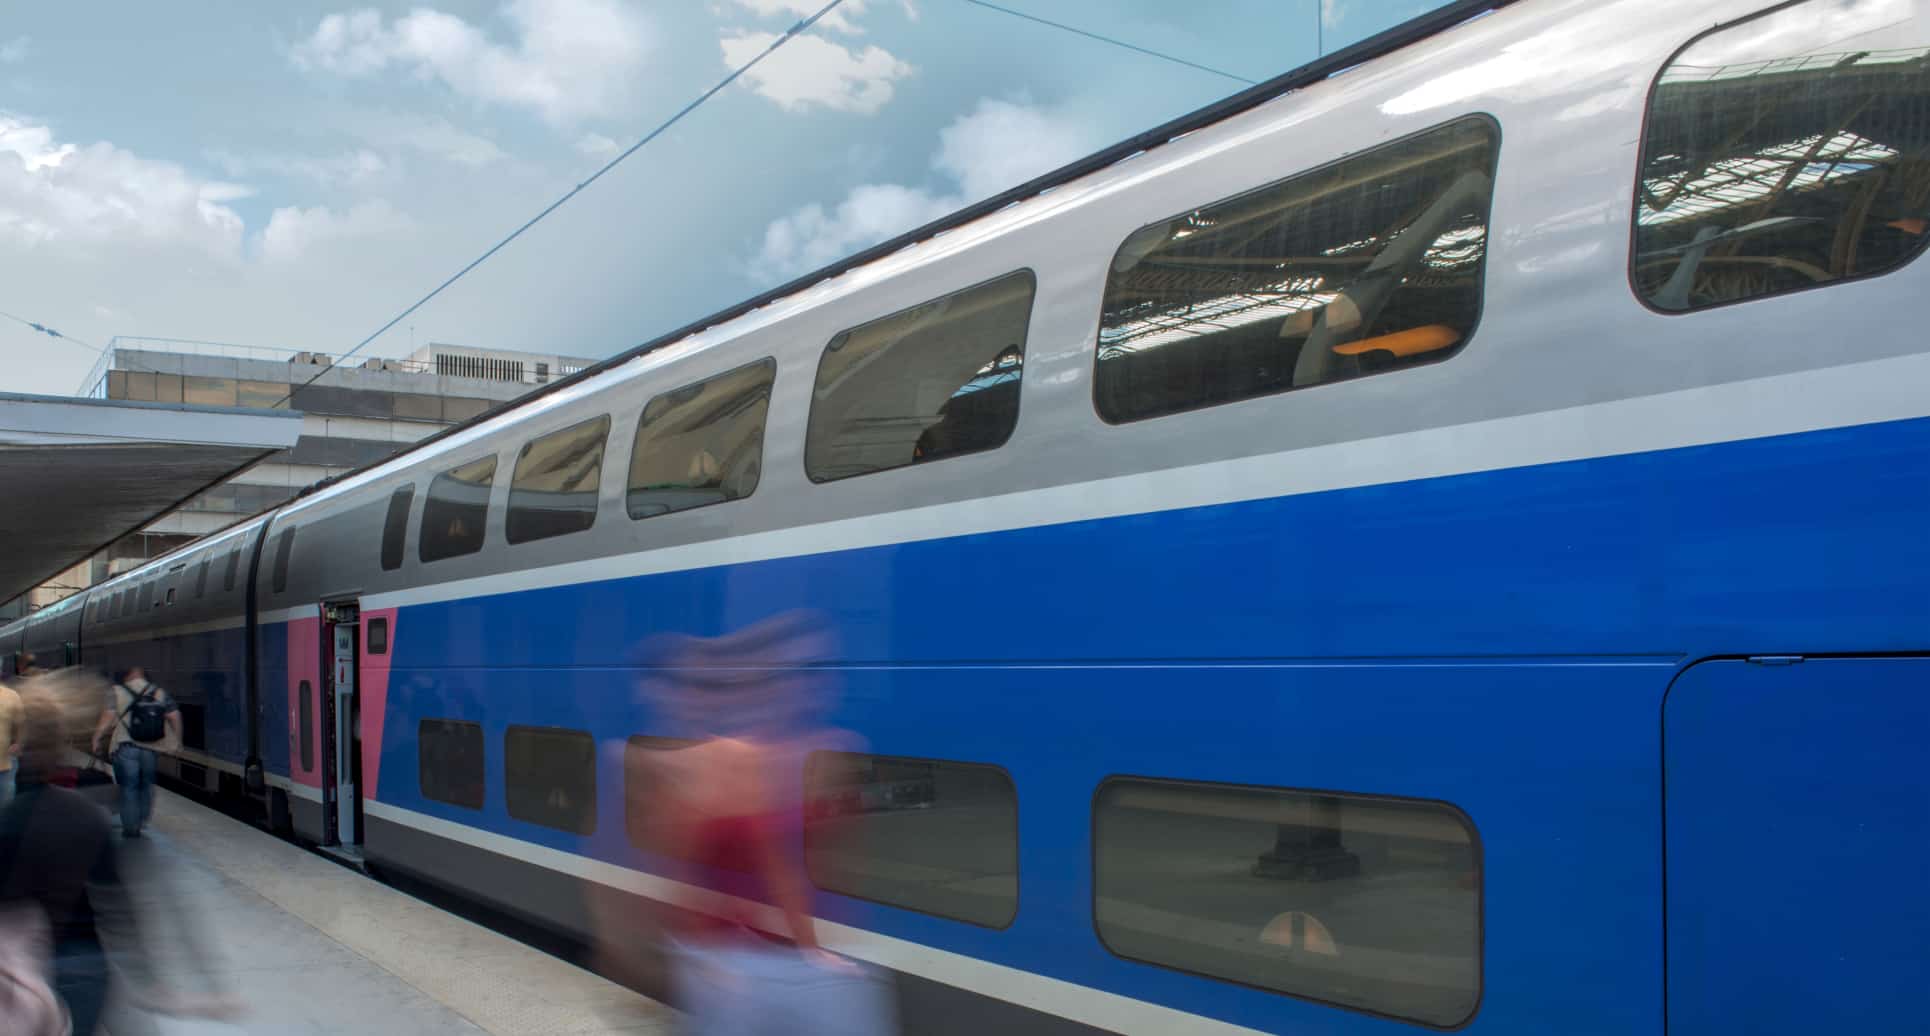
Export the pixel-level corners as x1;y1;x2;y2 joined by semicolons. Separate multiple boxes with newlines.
1322;0;1346;29
576;132;619;157
259;199;412;263
722;30;912;114
292;0;651;125
0;37;28;64
0;112;249;254
752;98;1098;280
207;148;388;186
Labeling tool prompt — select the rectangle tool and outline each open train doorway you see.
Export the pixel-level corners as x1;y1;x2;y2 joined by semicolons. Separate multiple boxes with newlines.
321;600;363;856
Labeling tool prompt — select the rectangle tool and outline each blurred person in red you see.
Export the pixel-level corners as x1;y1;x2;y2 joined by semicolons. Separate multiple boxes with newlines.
593;611;895;1036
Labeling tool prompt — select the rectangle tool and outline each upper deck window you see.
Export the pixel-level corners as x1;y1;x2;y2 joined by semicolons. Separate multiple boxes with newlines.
806;271;1035;482
381;486;414;571
420;455;497;562
1095;116;1498;424
271;526;296;594
507;416;609;544
628;359;774;520
1636;0;1930;311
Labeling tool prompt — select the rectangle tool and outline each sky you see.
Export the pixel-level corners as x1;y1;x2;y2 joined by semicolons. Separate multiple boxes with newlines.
0;0;1449;396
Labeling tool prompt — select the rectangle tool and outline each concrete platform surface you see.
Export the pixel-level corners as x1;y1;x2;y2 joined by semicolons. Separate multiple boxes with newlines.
105;789;673;1035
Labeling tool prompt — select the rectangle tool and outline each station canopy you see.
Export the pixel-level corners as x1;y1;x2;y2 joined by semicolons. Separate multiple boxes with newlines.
0;392;303;604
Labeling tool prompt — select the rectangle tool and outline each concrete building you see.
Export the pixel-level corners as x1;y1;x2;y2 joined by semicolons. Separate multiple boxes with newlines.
28;338;598;602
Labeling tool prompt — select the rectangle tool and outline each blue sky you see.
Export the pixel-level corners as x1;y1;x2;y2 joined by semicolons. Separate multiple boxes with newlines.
0;1;1445;395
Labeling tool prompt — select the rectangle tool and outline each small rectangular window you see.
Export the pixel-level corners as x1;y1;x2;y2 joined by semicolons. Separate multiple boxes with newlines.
804;752;1019;928
381;486;414;571
1635;0;1930;311
807;272;1034;482
506;416;609;544
622;735;700;853
418;719;485;810
271;526;296;594
505;726;596;834
1093;778;1480;1027
366;617;388;655
136;582;153;612
164;587;176;606
224;545;240;592
419;455;497;562
1096;116;1497;424
194;558;210;599
628;359;775;520
298;680;314;772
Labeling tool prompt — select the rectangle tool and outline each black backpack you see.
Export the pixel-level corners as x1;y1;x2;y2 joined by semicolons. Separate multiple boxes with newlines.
119;685;167;744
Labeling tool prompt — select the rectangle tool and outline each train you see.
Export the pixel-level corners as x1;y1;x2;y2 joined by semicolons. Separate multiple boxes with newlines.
7;0;1929;1031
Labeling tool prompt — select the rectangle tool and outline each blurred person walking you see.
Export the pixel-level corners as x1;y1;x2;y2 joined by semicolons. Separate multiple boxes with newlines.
91;668;178;839
622;613;896;1036
0;677;20;807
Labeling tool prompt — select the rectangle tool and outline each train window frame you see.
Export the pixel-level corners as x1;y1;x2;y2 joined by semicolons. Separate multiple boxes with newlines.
506;414;611;545
1093;115;1500;425
1090;775;1484;1029
503;725;597;835
419;454;498;563
418;718;486;810
802;750;1021;929
1630;0;1930;316
626;358;776;522
271;526;296;594
381;485;414;571
804;269;1037;484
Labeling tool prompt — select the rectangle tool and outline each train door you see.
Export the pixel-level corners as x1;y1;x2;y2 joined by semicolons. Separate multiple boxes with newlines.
321;600;362;850
1664;657;1930;1035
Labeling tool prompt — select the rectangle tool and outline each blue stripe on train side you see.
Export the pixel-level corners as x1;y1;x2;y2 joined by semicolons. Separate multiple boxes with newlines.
372;413;1930;1034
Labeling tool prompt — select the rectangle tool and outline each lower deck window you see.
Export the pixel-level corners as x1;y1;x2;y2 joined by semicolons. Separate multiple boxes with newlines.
1093;778;1480;1026
804;752;1018;928
418;719;485;810
622;735;699;855
505;726;596;834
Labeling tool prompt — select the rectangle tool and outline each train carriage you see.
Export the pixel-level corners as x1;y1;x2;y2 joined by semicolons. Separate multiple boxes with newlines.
8;0;1930;1032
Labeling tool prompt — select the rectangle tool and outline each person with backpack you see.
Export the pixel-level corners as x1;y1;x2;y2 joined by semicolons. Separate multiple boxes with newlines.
90;668;179;839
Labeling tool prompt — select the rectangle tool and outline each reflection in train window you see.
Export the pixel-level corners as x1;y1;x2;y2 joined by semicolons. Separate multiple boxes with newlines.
804;752;1019;928
505;726;596;834
419;719;484;810
1095;116;1498;424
622;735;700;854
381;486;414;571
1093;778;1480;1026
806;271;1035;482
420;455;497;562
507;416;610;544
628;360;774;520
271;526;296;594
1636;0;1930;311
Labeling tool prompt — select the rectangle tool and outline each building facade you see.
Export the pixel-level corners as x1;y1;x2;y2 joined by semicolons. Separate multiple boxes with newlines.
22;340;597;607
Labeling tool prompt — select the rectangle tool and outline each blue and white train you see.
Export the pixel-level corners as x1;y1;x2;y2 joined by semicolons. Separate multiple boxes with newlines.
8;0;1929;1031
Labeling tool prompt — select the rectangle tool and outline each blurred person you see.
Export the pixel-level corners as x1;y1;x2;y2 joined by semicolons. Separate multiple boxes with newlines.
601;612;894;1036
1;683;142;1035
91;667;179;839
0;677;20;807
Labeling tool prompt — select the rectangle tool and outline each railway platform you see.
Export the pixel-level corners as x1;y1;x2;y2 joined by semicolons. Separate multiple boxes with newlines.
113;788;670;1035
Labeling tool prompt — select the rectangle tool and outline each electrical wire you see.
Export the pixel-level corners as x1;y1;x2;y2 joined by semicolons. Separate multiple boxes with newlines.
958;0;1255;85
276;0;853;408
0;308;100;353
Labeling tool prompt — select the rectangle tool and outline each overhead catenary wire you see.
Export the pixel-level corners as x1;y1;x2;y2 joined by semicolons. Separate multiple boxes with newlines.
274;0;854;409
0;308;100;354
958;0;1256;85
